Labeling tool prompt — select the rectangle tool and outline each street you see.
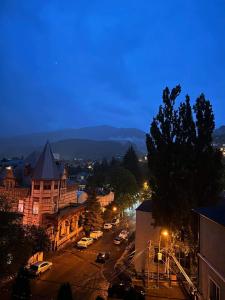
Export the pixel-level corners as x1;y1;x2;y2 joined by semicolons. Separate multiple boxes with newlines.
30;219;133;300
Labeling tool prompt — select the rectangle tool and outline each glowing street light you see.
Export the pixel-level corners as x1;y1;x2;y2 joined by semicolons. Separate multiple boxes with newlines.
162;230;168;237
143;181;149;190
112;206;117;212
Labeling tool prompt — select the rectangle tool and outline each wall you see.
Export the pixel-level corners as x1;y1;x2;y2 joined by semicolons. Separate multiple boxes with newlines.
134;210;161;274
199;216;225;299
97;192;114;208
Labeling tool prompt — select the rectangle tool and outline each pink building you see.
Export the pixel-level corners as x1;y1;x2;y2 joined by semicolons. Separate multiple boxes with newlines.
0;142;85;250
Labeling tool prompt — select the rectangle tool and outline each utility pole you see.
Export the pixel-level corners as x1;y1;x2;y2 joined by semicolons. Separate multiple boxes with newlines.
157;235;161;288
147;240;151;289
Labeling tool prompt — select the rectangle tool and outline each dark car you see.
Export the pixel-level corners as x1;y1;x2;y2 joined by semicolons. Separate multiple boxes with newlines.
108;281;145;300
96;252;110;263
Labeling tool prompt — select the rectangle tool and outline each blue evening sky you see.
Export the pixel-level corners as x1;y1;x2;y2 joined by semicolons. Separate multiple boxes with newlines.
1;0;225;136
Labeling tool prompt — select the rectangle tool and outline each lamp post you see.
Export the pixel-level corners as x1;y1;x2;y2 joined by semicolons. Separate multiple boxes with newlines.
112;206;117;212
157;230;169;287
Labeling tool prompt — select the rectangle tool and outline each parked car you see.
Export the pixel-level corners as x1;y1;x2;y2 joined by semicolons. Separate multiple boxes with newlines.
108;281;145;300
119;230;129;240
104;223;113;230
113;236;123;245
90;230;103;240
111;218;120;226
96;252;110;263
77;237;94;248
29;261;53;276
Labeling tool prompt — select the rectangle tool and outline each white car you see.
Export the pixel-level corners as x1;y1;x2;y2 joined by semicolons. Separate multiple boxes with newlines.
119;230;129;240
111;218;119;226
90;230;103;240
29;261;53;276
104;223;113;230
77;237;94;248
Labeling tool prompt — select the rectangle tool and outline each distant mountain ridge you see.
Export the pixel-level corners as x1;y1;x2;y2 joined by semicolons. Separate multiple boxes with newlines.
214;126;225;145
0;125;146;159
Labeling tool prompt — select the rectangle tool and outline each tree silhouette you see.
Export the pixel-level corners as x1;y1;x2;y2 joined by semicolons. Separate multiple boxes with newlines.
84;190;104;233
11;267;31;300
123;146;142;185
146;86;223;229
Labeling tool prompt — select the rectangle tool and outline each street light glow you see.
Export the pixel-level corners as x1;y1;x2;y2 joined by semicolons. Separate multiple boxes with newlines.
112;206;117;212
162;230;168;237
143;181;149;190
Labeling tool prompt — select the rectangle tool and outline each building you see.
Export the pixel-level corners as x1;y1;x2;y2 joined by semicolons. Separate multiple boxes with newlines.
195;205;225;300
134;200;162;276
97;191;114;208
0;142;85;250
76;190;114;208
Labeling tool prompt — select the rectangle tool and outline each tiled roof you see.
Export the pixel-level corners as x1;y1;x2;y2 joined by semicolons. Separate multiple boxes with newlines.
32;142;60;180
194;205;225;227
136;200;153;212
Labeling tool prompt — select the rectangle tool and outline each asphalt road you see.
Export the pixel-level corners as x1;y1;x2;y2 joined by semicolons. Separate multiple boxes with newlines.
30;222;132;300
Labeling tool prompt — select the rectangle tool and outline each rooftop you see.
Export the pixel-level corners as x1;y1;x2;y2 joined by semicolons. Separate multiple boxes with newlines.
194;205;225;227
136;200;153;212
32;142;60;180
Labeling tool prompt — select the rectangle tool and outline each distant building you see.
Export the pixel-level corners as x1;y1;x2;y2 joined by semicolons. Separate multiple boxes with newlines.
0;142;85;250
97;191;114;208
195;205;225;300
76;190;114;208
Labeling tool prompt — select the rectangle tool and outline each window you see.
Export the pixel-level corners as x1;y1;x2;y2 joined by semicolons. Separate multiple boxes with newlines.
33;201;39;215
18;200;24;213
42;197;50;203
209;278;220;300
34;185;40;190
54;182;58;189
44;184;51;190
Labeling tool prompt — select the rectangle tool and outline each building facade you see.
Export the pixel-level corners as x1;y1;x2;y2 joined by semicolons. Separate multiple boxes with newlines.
0;142;85;250
134;200;161;276
195;206;225;300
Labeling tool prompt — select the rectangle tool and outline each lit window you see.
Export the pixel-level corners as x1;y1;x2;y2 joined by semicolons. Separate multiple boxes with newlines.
209;278;220;300
33;202;39;215
18;200;24;213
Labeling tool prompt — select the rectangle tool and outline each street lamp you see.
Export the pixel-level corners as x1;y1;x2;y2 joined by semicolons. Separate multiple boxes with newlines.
162;230;168;237
158;229;169;287
112;206;117;212
143;181;149;190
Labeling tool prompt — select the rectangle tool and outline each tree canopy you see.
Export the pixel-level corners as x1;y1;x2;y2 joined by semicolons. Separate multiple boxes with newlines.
123;146;142;185
146;86;223;229
0;196;50;279
84;190;104;233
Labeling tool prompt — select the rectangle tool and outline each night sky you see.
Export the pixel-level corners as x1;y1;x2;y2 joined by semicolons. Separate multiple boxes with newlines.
1;0;225;136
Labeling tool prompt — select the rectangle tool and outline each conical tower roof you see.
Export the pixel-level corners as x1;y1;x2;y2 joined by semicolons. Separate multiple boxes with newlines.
32;142;60;180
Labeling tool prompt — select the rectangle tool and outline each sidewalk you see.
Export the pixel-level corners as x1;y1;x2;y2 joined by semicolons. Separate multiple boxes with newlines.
145;282;188;300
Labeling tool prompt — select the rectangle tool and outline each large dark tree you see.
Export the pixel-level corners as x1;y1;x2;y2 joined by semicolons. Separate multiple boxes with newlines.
0;197;50;279
146;86;223;229
84;190;104;234
11;267;31;300
0;197;32;279
123;146;142;185
109;166;138;212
